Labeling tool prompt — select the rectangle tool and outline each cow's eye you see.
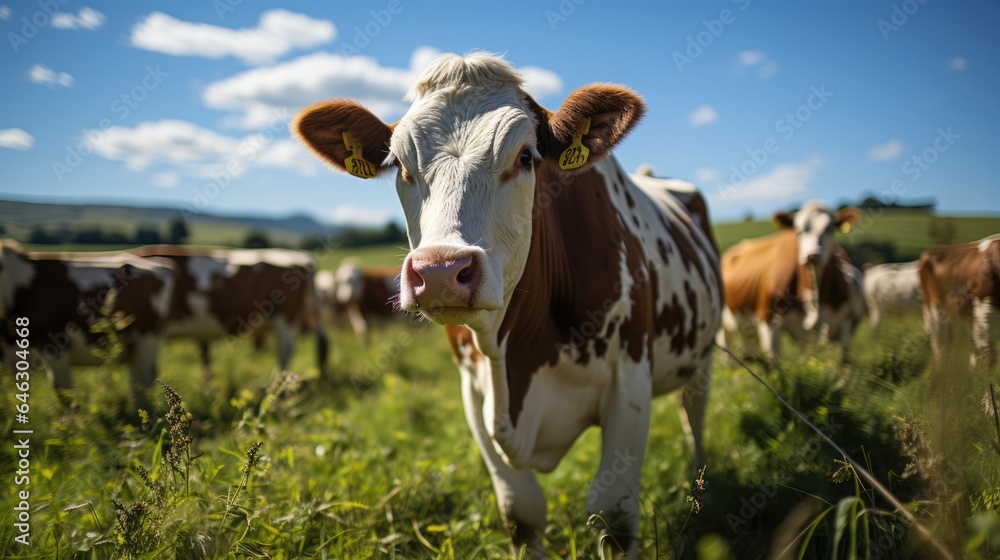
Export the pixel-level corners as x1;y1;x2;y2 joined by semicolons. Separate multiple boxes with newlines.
519;149;533;167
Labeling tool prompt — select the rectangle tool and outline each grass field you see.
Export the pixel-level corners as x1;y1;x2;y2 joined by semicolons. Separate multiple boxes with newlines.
3;217;1000;558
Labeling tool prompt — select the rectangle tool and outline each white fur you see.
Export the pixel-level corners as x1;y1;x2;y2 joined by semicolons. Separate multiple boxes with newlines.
863;261;922;328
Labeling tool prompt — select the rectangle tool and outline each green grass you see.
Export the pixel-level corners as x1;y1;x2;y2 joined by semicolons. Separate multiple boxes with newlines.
3;314;999;558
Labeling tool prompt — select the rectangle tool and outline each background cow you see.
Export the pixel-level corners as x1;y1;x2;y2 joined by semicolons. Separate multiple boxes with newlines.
864;260;922;329
130;246;328;378
0;240;174;409
718;202;862;359
919;234;1000;367
294;52;723;559
333;259;403;344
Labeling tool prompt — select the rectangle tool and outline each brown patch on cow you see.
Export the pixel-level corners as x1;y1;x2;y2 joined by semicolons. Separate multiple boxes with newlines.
656;238;671;264
444;324;483;365
721;230;803;321
920;238;1000;316
817;247;857;308
360;267;402;318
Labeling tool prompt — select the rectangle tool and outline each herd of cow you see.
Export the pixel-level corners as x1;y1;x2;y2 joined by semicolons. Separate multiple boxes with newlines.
0;240;408;410
2;52;996;558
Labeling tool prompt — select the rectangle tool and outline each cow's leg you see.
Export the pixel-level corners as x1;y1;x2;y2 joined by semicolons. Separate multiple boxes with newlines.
758;317;782;361
346;302;369;346
679;364;711;470
588;369;651;559
128;334;160;412
46;352;75;408
272;316;295;371
971;297;996;368
460;372;546;558
924;303;945;365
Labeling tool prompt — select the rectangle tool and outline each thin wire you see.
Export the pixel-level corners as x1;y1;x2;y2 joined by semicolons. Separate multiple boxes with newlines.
714;343;955;560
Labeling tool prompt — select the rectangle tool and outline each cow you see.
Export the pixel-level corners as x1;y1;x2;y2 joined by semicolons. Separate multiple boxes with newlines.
293;52;723;558
919;235;1000;368
333;258;403;344
129;246;328;377
718;202;862;360
0;240;174;409
863;261;922;329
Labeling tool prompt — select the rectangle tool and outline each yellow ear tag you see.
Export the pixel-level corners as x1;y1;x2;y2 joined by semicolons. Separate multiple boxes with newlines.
558;116;591;171
342;132;378;178
839;222;852;234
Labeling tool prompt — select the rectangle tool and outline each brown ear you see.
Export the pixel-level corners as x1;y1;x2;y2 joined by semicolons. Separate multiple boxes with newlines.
772;212;795;229
539;84;645;173
834;207;861;232
292;100;395;179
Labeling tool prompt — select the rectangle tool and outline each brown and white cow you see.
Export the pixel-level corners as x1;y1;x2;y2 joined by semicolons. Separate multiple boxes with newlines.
294;53;723;558
919;235;1000;367
863;260;922;329
332;259;403;343
129;246;328;377
0;240;174;408
718;202;862;359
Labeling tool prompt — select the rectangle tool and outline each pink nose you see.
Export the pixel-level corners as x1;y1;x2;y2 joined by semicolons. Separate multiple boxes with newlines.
405;252;480;308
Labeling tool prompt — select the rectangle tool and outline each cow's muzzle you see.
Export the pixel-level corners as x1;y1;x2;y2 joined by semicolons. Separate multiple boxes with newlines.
401;245;490;318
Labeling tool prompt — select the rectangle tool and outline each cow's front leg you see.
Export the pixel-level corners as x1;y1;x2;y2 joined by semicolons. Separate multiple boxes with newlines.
460;372;546;558
588;370;651;559
971;297;996;368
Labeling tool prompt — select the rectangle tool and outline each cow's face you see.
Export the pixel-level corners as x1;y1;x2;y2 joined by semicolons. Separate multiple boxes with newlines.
774;203;859;267
294;53;643;331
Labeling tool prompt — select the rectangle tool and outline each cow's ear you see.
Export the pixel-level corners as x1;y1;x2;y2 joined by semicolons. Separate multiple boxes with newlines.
772;212;795;229
293;100;395;179
540;84;645;173
834;207;861;233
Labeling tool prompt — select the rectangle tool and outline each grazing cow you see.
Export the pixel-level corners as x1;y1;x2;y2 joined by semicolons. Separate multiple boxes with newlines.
0;240;174;408
718;202;862;359
919;235;1000;367
333;259;403;343
129;246;328;376
294;53;723;558
863;261;922;329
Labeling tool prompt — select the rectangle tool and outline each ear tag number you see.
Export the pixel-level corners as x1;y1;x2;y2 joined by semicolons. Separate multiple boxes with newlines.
559;116;591;171
343;132;377;178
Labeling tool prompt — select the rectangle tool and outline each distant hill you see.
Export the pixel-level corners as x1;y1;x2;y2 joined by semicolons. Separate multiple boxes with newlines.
0;198;341;247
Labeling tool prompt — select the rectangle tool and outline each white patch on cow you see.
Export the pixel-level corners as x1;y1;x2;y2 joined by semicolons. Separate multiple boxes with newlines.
65;262;117;292
334;259;364;304
971;296;994;366
979;235;1000;253
226;249;315;269
863;261;922;328
187;255;233;292
792;201;836;267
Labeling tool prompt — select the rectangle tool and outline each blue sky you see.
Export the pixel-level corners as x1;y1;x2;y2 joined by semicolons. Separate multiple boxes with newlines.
1;0;997;226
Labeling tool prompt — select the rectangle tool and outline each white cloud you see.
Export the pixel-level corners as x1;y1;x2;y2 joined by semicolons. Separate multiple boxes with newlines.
29;64;74;88
330;205;393;227
202;47;563;128
0;5;11;20
85;119;317;177
868;139;902;162
688;105;718;127
0;128;34;150
131;10;335;65
737;50;778;79
150;172;179;188
695;167;720;184
947;57;967;71
51;7;104;30
738;50;765;66
716;156;821;204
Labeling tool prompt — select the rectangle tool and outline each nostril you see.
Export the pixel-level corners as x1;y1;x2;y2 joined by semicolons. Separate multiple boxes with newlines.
456;261;475;285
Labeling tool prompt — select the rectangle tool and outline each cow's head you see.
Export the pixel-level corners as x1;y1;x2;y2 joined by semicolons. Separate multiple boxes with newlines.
295;53;643;331
773;202;859;268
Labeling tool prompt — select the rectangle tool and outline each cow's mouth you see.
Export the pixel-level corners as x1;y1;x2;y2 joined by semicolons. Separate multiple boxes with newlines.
416;305;498;325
